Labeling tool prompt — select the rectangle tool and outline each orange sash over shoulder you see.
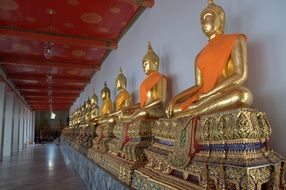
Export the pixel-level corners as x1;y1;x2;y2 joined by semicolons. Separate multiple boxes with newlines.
140;71;164;107
180;34;246;110
115;90;129;111
101;99;112;115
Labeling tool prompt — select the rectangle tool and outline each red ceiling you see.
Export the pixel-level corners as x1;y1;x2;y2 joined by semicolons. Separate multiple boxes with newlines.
0;0;153;111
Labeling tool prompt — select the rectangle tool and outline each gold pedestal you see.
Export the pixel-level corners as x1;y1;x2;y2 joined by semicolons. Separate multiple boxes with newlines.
96;119;154;185
132;108;285;190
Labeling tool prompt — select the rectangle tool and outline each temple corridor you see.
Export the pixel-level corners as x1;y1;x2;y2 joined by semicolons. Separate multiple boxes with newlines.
0;0;286;189
0;144;86;190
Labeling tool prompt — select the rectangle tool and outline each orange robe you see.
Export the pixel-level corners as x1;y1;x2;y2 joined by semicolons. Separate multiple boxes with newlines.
101;99;112;115
140;71;164;107
115;89;130;111
180;34;246;110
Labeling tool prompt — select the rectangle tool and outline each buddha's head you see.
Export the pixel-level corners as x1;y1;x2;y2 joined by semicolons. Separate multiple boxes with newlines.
81;104;85;112
86;98;91;108
142;41;159;75
115;67;127;91
90;90;98;105
200;0;225;39
101;81;111;101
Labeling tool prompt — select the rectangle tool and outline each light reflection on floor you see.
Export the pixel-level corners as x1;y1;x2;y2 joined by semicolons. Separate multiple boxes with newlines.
0;144;86;190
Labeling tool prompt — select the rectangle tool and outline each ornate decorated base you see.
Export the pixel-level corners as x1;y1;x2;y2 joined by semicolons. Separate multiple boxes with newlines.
132;108;286;190
91;119;155;185
63;108;285;189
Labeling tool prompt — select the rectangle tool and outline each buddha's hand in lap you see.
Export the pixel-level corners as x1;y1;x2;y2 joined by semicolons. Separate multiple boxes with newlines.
118;111;125;121
166;100;176;118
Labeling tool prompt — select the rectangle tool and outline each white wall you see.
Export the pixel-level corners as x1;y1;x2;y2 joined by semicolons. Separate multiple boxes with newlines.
71;0;286;156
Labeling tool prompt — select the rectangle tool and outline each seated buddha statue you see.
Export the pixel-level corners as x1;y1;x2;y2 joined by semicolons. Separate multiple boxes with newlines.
77;107;82;124
100;82;113;117
166;0;253;118
99;67;132;124
76;108;81;125
85;98;92;122
119;42;167;121
80;103;86;123
69;112;73;127
90;90;100;120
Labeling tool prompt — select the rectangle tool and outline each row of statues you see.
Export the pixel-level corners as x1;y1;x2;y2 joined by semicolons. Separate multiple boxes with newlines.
70;0;252;126
64;1;285;189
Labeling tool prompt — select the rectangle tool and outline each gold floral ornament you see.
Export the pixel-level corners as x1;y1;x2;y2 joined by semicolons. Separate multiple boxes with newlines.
64;23;74;28
99;28;109;33
81;13;102;24
68;0;79;6
72;50;86;57
0;0;18;11
12;43;30;52
110;7;121;14
25;17;36;23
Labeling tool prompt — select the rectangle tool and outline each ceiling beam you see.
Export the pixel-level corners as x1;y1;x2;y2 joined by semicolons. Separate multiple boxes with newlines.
25;97;76;101
33;107;70;110
35;109;69;111
24;95;76;98
30;104;72;106
132;0;154;7
21;91;79;96
20;88;81;93
27;98;75;101
16;84;83;91
8;74;90;83
0;27;118;49
1;58;97;70
27;100;75;104
31;103;71;106
0;52;102;66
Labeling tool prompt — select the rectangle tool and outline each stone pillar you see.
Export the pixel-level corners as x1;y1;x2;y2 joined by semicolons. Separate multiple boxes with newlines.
32;111;36;144
23;107;27;147
0;83;6;161
18;103;24;151
28;110;32;145
26;110;29;146
28;110;31;144
3;92;15;157
12;98;20;154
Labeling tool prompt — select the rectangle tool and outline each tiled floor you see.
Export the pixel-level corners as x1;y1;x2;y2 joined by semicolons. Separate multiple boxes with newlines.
0;144;86;190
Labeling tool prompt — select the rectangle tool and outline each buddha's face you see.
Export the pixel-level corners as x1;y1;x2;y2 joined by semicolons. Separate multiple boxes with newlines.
115;79;125;91
91;96;98;105
142;59;157;75
101;91;109;100
201;12;221;38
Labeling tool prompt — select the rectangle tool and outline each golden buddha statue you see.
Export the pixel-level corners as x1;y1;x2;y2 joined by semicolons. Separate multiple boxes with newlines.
85;98;92;121
119;42;167;121
100;82;113;116
114;67;132;111
166;0;253;118
72;111;76;126
80;103;86;123
69;112;73;127
99;67;132;124
76;108;81;125
90;90;100;119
